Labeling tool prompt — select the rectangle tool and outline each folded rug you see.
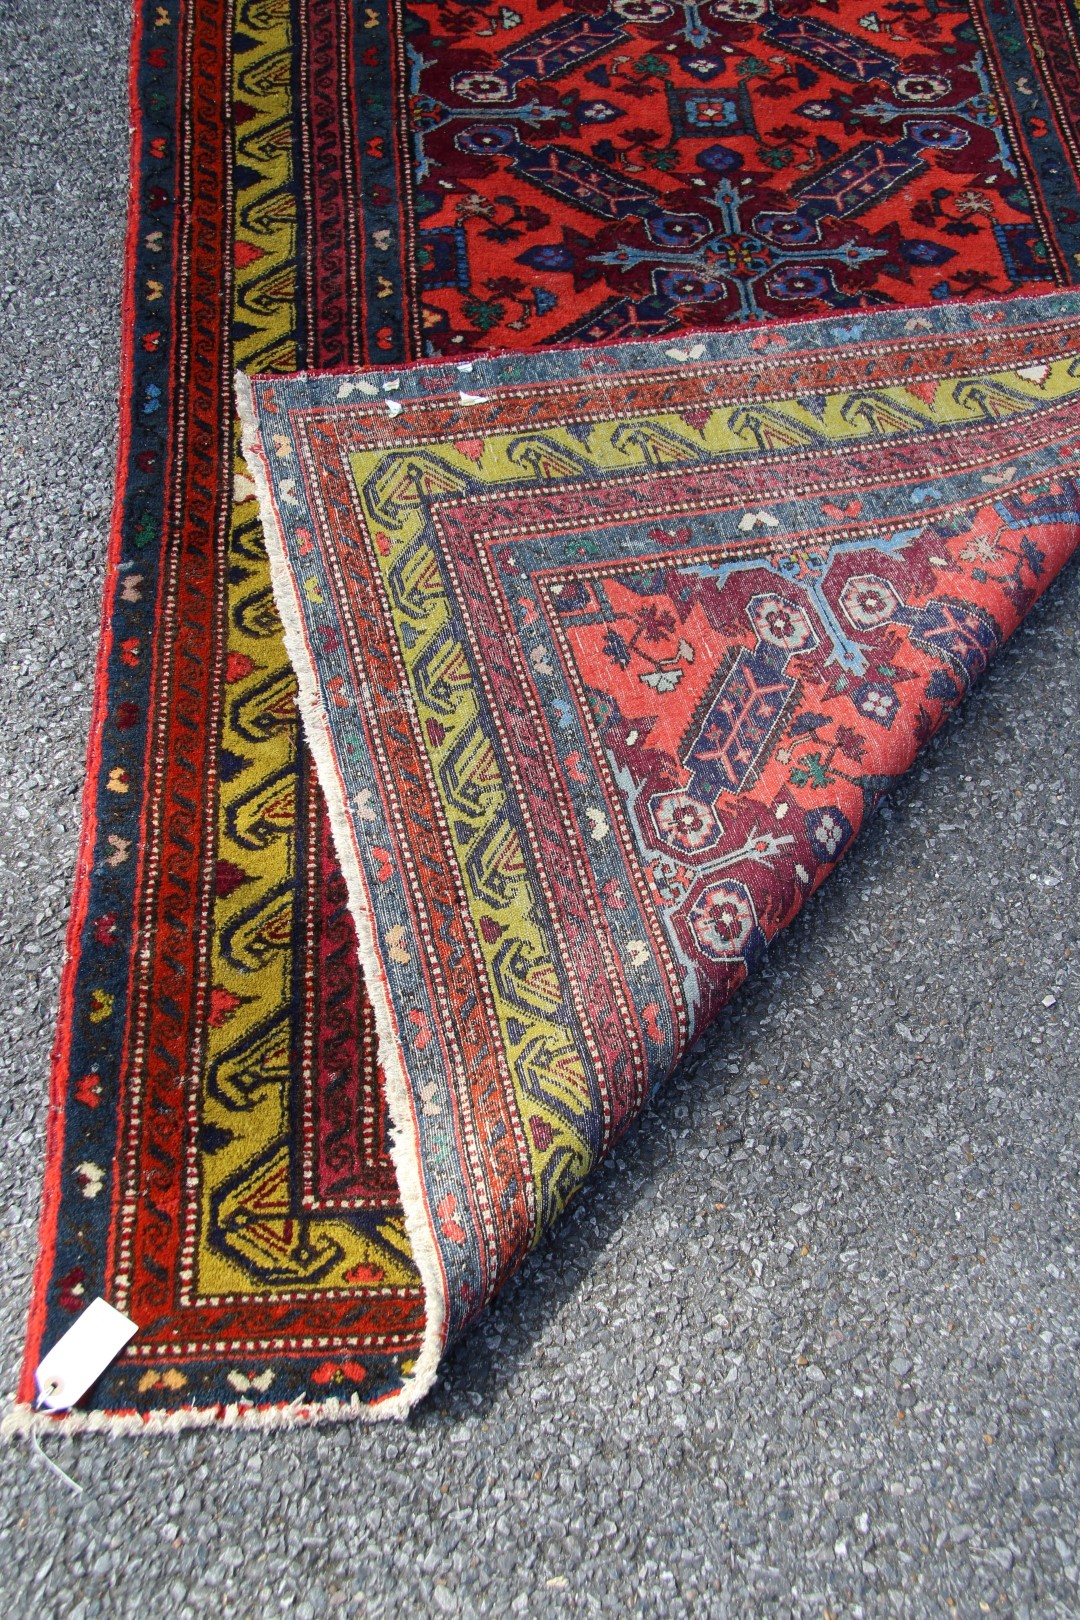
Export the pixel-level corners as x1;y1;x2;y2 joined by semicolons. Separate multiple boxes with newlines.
237;295;1080;1417
11;0;1080;1432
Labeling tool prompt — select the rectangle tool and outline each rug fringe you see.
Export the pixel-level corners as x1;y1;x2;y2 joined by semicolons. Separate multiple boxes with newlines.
1;1386;413;1440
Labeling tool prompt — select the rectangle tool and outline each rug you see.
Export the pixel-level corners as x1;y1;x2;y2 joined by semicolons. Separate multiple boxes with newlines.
11;0;1080;1431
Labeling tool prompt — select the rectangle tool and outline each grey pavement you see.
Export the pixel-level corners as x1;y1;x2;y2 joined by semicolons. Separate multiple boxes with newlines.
0;3;1077;1617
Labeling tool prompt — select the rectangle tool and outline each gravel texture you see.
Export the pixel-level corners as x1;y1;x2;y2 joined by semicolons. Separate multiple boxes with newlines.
1;4;1077;1617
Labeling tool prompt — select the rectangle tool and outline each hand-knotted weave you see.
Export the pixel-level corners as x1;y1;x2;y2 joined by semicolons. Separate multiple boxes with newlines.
12;0;1080;1431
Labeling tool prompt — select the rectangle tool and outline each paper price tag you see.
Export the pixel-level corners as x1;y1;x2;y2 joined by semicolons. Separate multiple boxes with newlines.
34;1298;138;1412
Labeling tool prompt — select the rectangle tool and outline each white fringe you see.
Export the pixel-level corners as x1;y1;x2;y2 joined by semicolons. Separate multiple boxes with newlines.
1;1388;408;1439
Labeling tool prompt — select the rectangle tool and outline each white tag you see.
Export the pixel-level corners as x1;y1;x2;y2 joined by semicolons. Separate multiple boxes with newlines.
34;1298;138;1412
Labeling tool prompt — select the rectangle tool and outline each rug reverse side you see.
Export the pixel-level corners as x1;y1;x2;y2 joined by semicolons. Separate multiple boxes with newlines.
238;291;1080;1411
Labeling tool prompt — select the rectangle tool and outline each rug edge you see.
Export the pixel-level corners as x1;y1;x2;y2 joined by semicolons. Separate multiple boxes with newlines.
13;0;153;1416
235;370;449;1423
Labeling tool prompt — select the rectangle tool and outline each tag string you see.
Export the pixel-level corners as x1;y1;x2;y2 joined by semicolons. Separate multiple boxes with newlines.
28;1400;84;1496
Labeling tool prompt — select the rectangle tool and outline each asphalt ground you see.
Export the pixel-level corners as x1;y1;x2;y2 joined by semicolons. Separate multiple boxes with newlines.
0;3;1076;1616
